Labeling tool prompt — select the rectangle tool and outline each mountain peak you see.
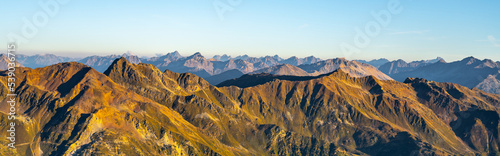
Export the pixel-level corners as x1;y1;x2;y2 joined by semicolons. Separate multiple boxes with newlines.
117;56;128;62
122;51;136;56
460;56;480;65
190;52;204;58
167;51;181;57
336;57;348;61
103;57;133;76
403;77;428;84
437;57;446;63
212;54;232;61
252;63;310;76
462;56;478;61
395;59;406;63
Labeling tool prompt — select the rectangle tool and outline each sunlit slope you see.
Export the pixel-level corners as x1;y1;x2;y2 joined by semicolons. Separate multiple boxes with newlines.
108;58;500;155
0;62;245;155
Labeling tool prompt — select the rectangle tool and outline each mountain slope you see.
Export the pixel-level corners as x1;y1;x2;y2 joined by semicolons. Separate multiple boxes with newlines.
391;57;500;91
113;58;500;155
252;64;311;76
16;54;77;68
298;58;393;80
378;57;445;75
205;69;244;85
0;62;245;155
476;74;500;94
79;54;141;72
355;58;389;68
219;69;500;155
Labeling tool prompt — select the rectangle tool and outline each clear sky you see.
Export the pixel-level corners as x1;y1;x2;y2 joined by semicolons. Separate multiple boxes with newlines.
1;0;499;62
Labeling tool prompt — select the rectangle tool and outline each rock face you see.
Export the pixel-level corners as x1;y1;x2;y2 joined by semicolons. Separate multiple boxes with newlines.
1;57;500;155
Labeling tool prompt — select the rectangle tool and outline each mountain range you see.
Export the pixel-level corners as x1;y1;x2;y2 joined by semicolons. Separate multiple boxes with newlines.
2;53;499;95
355;58;390;68
386;57;500;94
1;57;500;155
378;57;445;75
0;54;23;70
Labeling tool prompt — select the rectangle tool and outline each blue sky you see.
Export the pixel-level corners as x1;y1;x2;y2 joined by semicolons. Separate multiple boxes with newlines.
1;0;499;62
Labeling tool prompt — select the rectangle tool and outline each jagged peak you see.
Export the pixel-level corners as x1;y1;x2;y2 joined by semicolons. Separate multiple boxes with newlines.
116;56;129;62
335;57;348;61
188;52;204;58
461;56;479;64
171;50;181;55
436;57;445;61
167;51;182;57
304;56;317;59
321;68;351;78
272;54;282;60
403;77;428;84
122;51;136;56
103;57;133;75
395;59;407;63
437;58;447;63
374;58;389;61
462;56;477;60
51;61;90;69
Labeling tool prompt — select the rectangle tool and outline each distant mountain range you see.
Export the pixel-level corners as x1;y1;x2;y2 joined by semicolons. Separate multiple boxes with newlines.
387;57;500;94
0;54;23;70
378;57;445;75
2;57;500;155
355;58;390;68
1;52;498;94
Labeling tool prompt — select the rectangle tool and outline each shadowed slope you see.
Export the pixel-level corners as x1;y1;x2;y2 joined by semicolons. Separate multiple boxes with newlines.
218;71;337;88
218;69;500;155
205;69;244;85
